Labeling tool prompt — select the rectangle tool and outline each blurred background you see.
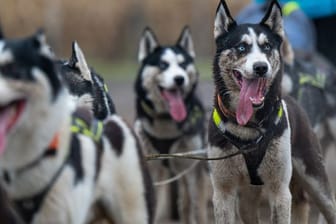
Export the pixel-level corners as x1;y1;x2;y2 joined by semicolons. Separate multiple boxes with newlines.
0;0;250;122
0;0;249;81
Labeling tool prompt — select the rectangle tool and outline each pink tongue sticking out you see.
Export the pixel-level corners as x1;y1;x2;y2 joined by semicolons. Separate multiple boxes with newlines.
0;108;13;156
236;78;264;126
162;90;187;122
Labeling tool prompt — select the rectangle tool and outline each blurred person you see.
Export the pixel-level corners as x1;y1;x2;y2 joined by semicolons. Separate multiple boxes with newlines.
237;0;336;65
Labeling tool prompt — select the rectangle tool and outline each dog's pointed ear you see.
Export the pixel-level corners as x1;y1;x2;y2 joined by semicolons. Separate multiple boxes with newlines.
214;0;237;39
176;26;195;59
32;29;54;59
282;35;294;65
260;1;284;37
69;41;92;82
138;27;159;62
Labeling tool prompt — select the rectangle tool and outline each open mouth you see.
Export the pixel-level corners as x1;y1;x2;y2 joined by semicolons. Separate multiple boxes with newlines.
0;99;26;156
232;70;243;87
232;70;268;126
159;86;187;122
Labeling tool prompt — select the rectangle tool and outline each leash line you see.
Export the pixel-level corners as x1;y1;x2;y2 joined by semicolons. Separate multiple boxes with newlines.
154;161;200;186
145;147;258;161
150;147;258;186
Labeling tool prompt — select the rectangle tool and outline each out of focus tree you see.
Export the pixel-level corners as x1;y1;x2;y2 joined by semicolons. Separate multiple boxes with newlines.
0;0;248;59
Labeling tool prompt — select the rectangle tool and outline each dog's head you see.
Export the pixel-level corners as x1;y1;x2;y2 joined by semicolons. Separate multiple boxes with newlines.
0;31;73;168
135;26;199;122
213;0;284;125
59;41;115;120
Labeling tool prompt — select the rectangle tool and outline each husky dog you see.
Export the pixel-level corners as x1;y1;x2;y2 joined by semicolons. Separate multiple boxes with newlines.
282;49;336;155
208;1;336;223
0;31;154;224
282;48;336;224
59;41;116;120
0;26;24;224
134;27;208;223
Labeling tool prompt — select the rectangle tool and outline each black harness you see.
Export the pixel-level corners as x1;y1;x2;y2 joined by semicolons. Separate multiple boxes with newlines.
13;147;68;223
6;111;104;223
212;98;284;185
141;99;205;165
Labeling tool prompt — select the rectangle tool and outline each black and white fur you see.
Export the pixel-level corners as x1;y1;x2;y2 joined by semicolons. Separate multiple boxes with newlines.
0;31;154;224
208;1;336;223
281;33;336;156
59;41;116;120
134;27;209;223
281;46;336;223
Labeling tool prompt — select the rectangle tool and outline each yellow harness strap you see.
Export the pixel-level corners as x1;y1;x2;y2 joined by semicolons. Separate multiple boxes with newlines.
299;72;326;89
104;83;109;93
141;100;155;117
282;1;300;16
70;117;103;142
212;103;283;130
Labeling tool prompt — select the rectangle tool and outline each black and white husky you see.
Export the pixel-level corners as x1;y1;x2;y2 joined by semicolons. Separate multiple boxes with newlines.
0;31;154;224
59;41;116;120
208;1;336;223
134;27;209;223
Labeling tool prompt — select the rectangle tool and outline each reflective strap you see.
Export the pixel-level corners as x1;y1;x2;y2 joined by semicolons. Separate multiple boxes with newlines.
213;108;226;133
104;83;109;93
299;72;326;89
275;103;283;125
190;105;202;125
92;121;103;142
70;117;103;142
277;104;283;119
282;1;300;16
213;108;221;127
141;100;155;116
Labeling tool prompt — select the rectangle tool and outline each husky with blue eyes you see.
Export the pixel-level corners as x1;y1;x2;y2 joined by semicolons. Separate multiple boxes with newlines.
134;27;209;223
0;31;154;224
208;0;336;223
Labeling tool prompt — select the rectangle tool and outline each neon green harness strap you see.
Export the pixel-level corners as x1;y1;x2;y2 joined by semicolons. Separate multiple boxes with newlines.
71;117;103;142
104;83;109;93
212;103;283;130
282;1;300;16
299;72;326;89
212;108;227;133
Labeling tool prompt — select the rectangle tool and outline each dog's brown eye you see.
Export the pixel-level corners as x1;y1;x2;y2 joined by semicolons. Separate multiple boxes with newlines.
263;43;272;51
179;62;188;69
0;63;18;78
159;61;169;70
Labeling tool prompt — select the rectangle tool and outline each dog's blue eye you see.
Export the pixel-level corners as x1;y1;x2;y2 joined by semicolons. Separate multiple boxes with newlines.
159;61;169;70
237;44;246;53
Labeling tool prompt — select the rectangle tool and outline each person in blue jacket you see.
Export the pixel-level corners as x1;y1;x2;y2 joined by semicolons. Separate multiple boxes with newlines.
237;0;336;65
255;0;336;18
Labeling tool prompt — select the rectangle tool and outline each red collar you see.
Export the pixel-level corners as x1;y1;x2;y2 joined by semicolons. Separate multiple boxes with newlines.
48;133;60;151
217;94;236;120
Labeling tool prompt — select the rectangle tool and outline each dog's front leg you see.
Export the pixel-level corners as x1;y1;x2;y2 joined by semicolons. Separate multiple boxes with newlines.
179;163;208;224
238;186;262;224
268;185;292;224
212;183;237;224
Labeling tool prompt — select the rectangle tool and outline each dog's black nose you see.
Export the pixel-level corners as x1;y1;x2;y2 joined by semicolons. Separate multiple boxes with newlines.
253;62;268;77
174;76;185;86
